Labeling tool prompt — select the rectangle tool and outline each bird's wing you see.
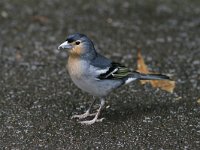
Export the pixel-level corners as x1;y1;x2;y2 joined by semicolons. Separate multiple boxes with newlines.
96;62;133;80
90;54;137;80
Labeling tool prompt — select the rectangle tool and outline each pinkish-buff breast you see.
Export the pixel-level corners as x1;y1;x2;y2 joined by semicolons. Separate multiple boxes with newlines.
67;55;88;79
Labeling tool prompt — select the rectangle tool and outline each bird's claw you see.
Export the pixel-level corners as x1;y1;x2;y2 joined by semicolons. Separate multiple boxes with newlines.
71;111;96;119
79;118;105;125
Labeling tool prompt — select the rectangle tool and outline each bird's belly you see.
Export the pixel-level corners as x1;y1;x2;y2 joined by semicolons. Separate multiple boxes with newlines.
71;77;122;97
71;77;104;96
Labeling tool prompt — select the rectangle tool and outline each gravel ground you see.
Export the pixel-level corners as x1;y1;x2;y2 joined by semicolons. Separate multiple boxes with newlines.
0;0;200;149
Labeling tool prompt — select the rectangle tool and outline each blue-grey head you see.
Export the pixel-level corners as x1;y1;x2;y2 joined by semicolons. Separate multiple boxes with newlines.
58;33;96;59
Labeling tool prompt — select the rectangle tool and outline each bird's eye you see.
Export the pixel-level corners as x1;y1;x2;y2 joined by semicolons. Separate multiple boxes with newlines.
75;41;80;45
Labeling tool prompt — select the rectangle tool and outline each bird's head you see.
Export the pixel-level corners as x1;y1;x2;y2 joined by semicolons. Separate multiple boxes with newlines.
58;33;96;58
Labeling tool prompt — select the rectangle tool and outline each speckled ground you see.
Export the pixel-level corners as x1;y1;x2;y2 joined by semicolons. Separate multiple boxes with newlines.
0;0;200;149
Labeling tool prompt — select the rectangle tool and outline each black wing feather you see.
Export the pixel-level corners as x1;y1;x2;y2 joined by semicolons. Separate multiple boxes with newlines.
97;62;132;80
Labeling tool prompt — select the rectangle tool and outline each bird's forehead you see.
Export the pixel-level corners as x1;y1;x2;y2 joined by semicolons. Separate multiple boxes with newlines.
66;34;86;42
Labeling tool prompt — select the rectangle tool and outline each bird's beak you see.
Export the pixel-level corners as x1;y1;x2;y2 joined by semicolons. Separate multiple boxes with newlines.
58;41;72;50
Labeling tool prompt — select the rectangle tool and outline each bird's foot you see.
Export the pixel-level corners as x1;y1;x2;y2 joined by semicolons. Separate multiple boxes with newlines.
79;117;105;125
73;98;105;125
71;110;96;119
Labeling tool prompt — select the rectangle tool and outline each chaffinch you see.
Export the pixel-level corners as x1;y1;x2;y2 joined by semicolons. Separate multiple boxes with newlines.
58;33;170;125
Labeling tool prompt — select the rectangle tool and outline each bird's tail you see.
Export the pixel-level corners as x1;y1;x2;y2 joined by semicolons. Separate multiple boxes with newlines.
138;73;170;80
124;71;170;84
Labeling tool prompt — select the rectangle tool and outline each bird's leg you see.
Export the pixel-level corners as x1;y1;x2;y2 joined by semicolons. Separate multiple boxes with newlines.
80;98;105;125
71;99;96;119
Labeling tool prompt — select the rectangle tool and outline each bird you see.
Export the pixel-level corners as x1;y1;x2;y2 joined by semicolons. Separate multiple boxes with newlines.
58;33;170;125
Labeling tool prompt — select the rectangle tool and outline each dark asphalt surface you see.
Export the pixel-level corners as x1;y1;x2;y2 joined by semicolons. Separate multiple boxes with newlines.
0;0;200;149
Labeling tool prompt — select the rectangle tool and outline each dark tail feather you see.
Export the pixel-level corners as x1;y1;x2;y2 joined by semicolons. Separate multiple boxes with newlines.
138;73;170;80
123;72;170;84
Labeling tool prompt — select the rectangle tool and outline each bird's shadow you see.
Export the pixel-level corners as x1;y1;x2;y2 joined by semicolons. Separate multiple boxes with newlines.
102;100;174;122
68;86;177;123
